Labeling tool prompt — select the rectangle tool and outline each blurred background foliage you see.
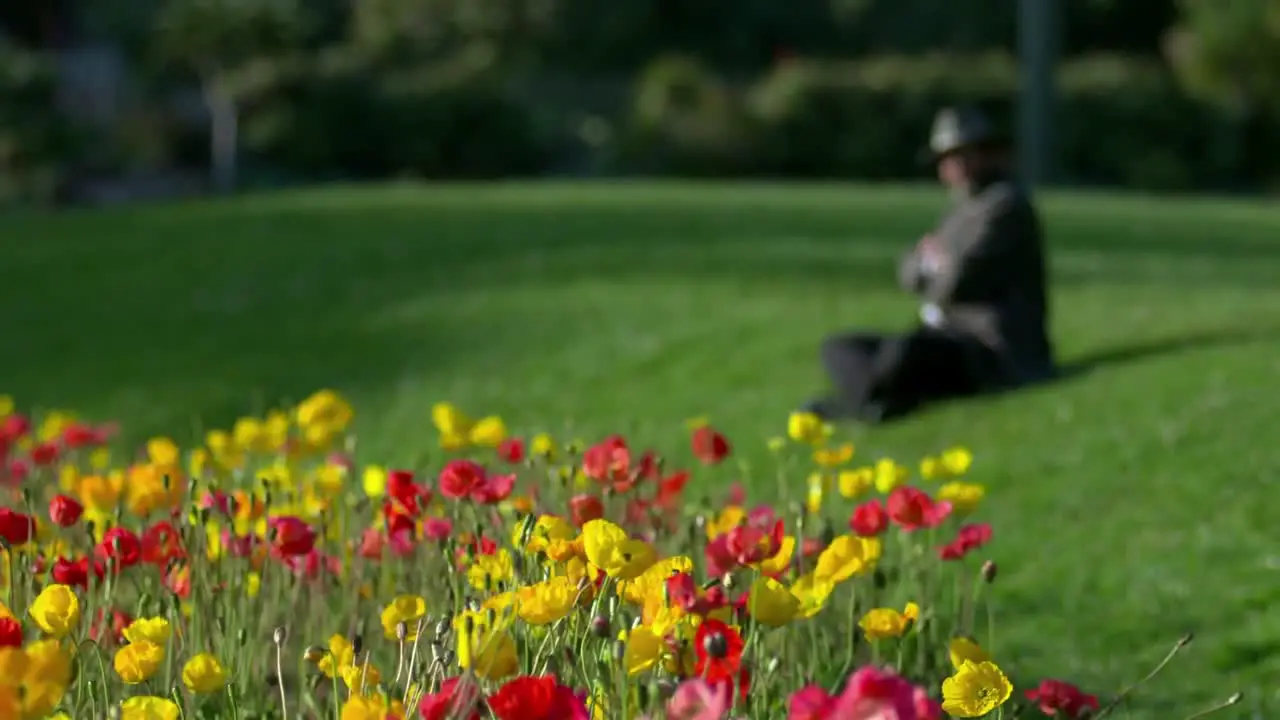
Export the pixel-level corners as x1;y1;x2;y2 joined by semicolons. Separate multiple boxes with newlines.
2;0;1280;204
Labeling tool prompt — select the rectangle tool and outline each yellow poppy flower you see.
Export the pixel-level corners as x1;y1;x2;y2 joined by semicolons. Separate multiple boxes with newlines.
949;636;992;669
746;577;800;627
516;576;578;625
182;653;228;694
380;594;427;640
859;602;920;641
115;641;165;684
120;696;180;720
941;660;1013;717
813;535;882;585
468;416;508;447
581;519;656;580
813;442;855;468
787;412;832;445
29;584;80;638
122;617;171;646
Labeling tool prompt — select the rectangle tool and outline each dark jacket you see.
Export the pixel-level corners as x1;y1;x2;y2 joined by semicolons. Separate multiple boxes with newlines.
898;174;1055;387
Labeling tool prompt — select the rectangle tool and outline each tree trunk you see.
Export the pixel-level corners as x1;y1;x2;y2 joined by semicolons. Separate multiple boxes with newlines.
204;79;238;195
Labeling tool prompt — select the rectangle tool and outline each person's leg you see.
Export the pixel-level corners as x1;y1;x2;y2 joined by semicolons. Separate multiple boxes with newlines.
870;329;985;418
808;332;887;418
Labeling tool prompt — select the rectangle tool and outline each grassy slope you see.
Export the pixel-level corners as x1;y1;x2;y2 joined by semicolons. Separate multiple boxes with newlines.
4;182;1280;717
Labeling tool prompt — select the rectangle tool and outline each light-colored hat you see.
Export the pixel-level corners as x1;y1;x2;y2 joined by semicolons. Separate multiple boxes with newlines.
928;106;997;158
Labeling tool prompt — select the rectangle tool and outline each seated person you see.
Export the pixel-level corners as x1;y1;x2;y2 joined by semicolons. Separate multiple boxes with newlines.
804;106;1056;423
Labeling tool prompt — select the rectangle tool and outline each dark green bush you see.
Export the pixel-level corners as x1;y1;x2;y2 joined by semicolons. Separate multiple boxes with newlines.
732;52;1275;190
239;49;548;180
0;46;85;205
610;55;756;177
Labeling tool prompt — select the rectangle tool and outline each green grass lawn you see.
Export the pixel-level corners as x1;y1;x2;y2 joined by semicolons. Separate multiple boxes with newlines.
5;182;1280;717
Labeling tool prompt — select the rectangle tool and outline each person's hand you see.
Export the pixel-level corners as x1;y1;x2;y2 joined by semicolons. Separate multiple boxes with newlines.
918;234;942;258
917;234;943;273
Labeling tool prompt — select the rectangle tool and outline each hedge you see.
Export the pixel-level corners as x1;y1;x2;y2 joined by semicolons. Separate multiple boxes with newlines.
633;52;1272;191
9;50;1280;196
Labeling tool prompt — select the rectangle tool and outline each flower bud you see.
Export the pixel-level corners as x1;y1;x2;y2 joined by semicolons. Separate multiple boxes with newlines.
655;679;677;701
273;626;288;645
702;631;728;659
590;615;611;639
396;622;408;642
980;560;998;584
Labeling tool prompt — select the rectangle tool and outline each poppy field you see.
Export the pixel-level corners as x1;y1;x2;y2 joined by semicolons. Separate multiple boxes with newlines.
4;183;1280;717
0;389;1240;719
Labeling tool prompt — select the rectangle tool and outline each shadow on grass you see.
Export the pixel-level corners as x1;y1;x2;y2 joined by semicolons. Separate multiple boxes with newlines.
855;324;1280;426
1058;325;1280;380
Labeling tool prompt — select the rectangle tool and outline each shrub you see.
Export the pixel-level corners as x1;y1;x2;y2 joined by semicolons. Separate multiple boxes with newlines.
612;54;756;176
742;52;1279;191
0;46;85;205
0;392;1228;718
238;49;548;180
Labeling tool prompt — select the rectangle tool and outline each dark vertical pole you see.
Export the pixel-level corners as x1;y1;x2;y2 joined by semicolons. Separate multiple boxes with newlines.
1017;0;1059;186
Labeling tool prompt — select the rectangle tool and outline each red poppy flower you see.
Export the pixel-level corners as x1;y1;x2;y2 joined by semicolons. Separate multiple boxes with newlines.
97;527;142;568
420;676;483;720
849;499;888;537
142;521;186;566
48;494;84;528
0;508;35;545
915;686;943;720
453;534;498;566
937;523;993;561
164;564;191;598
690;425;731;465
666;572;704;612
0;414;29;442
956;523;993;549
29;441;60;467
655;470;690;510
569;494;604;527
497;438;525;464
4;458;30;485
268;516;317;557
61;422;115;449
694;619;744;684
1025;679;1099;718
885;487;952;531
52;556;101;589
439;460;486;500
624;498;652;527
383;502;416;537
386;470;425;515
706;519;785;575
89;608;132;646
582;435;632;487
470;473;516;505
0;617;21;648
636;450;662;480
487;675;587;720
423;517;453;541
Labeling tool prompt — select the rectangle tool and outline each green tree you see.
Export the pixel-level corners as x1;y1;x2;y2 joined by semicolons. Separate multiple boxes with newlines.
152;0;308;192
1167;0;1280;109
349;0;562;68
